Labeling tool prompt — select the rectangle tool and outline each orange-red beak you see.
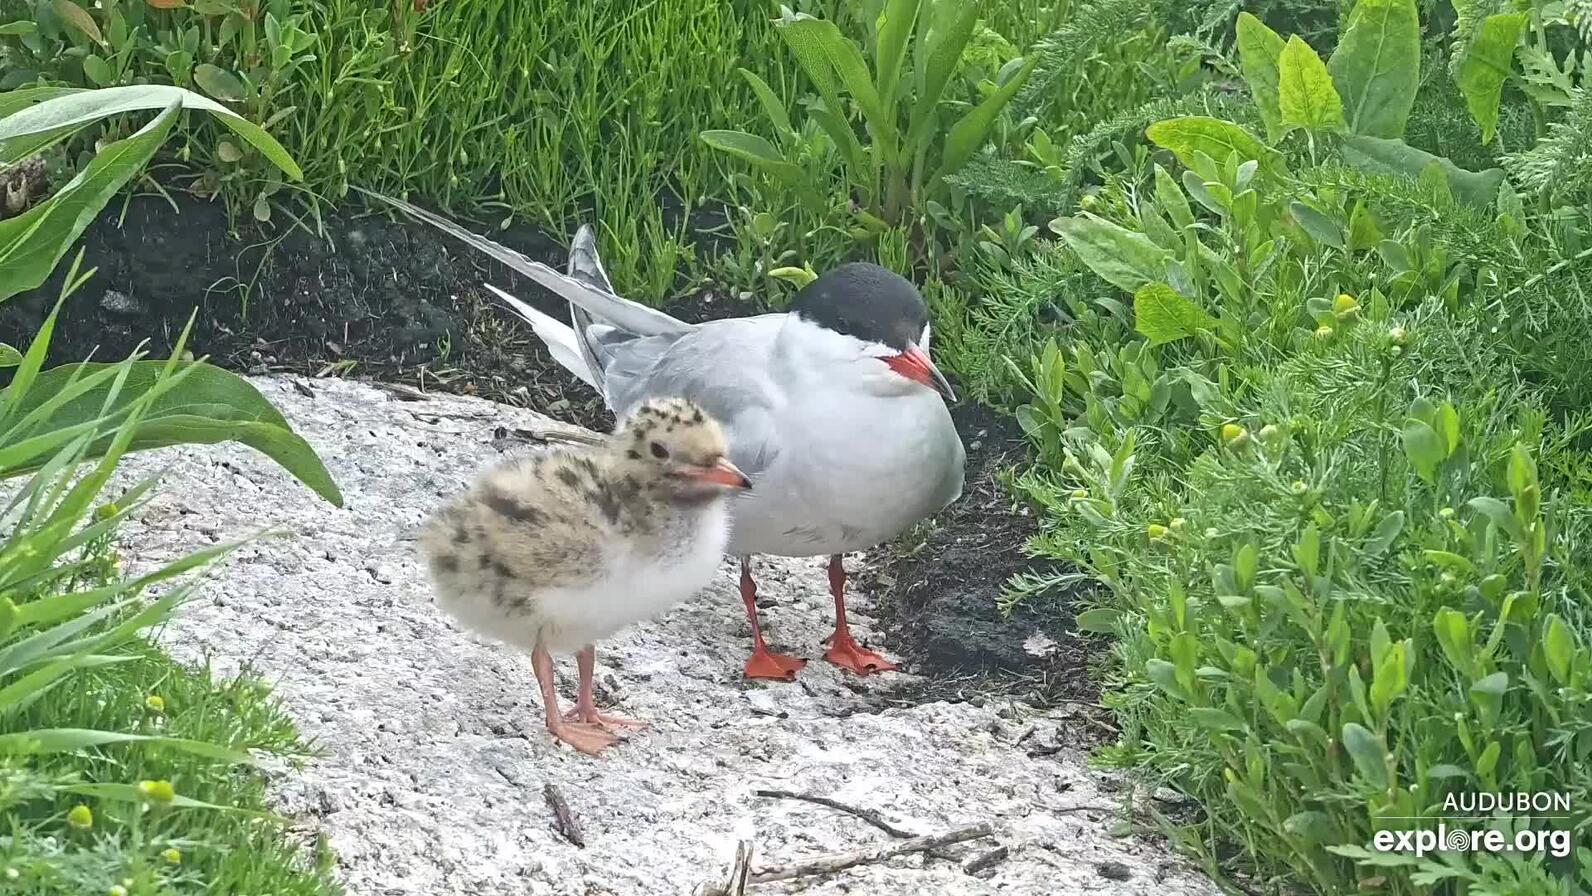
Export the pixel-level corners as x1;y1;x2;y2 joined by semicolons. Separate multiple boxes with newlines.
682;457;752;490
883;345;956;401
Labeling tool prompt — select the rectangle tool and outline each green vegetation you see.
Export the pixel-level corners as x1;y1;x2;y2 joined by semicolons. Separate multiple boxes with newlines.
0;87;340;895
5;0;1592;892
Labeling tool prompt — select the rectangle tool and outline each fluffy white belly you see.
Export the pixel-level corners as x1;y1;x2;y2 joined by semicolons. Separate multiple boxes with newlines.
438;507;728;653
726;393;964;557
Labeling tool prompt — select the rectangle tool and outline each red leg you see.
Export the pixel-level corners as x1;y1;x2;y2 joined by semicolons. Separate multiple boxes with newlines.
531;642;617;756
740;558;806;681
562;645;646;730
821;555;898;675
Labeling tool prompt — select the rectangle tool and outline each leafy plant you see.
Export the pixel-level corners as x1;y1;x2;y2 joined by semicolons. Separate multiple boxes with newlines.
1000;71;1592;889
701;1;1040;232
0;83;341;892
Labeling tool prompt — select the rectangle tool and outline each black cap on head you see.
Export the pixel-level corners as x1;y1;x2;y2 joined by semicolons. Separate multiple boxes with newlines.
788;263;928;351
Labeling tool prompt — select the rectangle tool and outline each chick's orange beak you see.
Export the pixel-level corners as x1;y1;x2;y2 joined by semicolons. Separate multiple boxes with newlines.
883;345;956;401
683;457;752;490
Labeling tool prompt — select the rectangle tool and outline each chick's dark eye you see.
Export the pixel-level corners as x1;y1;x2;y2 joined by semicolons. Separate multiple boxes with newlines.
649;441;669;459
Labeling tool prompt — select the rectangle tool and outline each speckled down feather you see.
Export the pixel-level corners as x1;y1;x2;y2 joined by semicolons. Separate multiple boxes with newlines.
418;398;738;653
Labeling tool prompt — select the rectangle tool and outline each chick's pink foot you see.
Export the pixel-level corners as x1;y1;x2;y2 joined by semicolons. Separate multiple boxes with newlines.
563;706;648;731
822;629;898;675
549;721;619;756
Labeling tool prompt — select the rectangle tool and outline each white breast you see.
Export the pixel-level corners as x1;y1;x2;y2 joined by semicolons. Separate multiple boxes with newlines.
726;390;964;557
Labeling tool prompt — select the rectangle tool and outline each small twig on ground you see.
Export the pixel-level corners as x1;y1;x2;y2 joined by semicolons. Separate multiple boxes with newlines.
692;840;753;896
500;426;606;447
543;783;584;848
962;845;1009;875
749;822;996;884
372;381;429;401
754;789;916;838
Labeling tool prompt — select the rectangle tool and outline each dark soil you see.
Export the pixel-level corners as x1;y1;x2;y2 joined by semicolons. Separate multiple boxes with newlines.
864;397;1103;705
0;192;764;430
2;194;1101;701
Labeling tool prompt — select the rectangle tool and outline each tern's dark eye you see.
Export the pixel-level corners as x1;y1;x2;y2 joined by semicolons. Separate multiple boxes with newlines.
650;441;669;459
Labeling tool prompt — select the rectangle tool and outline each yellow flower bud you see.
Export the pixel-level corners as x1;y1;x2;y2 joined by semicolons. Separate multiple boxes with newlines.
1220;423;1245;443
1389;326;1408;345
1291;480;1308;495
162;848;182;865
139;780;176;803
109;888;127;896
1333;293;1359;314
1169;517;1186;531
1070;488;1088;500
145;694;165;714
1147;523;1169;540
1314;324;1334;339
67;804;93;829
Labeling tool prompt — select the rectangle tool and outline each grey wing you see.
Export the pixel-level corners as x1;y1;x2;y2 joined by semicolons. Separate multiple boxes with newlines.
601;317;786;477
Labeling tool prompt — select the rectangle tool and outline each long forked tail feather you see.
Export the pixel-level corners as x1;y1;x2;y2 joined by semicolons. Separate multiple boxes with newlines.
354;187;689;339
563;224;610;394
482;284;598;389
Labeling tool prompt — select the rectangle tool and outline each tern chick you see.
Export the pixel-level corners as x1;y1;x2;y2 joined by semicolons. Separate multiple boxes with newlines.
420;398;750;755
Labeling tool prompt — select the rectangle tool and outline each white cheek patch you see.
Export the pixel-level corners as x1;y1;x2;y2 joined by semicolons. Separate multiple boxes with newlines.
920;322;933;352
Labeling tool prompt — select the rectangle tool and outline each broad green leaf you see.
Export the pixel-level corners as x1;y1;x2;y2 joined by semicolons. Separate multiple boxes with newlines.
1145;117;1281;177
1073;607;1117;633
1290;201;1345;248
52;0;102;45
1340;135;1504;209
1363;511;1404;557
873;0;920;110
1542;614;1576;685
0;728;251;762
0;85;300;179
1133;282;1214;345
778;15;886;137
1432;607;1473;671
192;64;247;102
1154;164;1193;228
1145;658;1186;698
1370;642;1408;717
1189;708;1247;732
1328;0;1420;138
932;55;1039;183
0;360;342;505
0;101;180;303
1402;418;1444;482
1050;213;1173;294
1341;722;1389;788
0;343;20;367
1278;36;1345;133
736;69;793;137
1454;14;1527;145
699;131;803;183
1467;496;1524;541
1235;12;1287;142
906;1;979;151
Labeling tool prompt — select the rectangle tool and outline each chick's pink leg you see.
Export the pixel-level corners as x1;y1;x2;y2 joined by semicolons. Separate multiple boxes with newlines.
531;642;616;756
821;555;898;675
739;558;806;681
562;645;646;730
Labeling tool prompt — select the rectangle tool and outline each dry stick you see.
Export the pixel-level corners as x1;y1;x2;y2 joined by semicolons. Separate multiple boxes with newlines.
749;822;996;885
962;845;1010;875
753;788;916;838
542;783;585;848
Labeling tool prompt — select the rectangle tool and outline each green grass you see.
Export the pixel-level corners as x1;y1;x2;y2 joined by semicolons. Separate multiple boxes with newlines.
4;643;339;896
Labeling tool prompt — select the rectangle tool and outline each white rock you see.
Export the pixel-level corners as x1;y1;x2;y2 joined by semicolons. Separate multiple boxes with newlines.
112;376;1219;896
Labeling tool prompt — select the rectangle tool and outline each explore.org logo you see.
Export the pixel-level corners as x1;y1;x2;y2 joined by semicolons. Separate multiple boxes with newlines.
1371;792;1577;859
